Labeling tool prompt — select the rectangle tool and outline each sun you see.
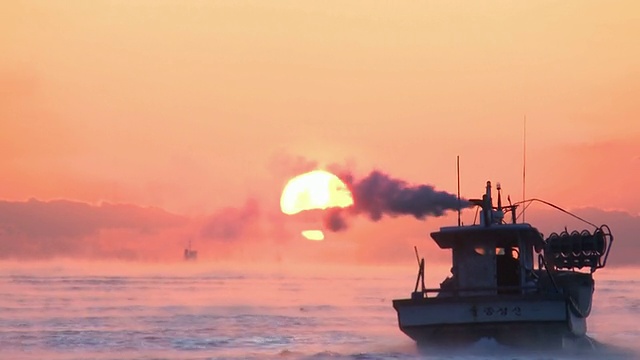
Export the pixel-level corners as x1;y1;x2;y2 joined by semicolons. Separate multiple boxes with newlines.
280;170;354;240
280;170;354;215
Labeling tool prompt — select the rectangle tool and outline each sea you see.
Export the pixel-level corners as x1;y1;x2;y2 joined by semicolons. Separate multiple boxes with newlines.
0;261;638;360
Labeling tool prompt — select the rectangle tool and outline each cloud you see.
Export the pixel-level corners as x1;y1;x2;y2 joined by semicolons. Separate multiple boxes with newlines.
0;199;187;260
0;197;284;261
0;176;636;267
0;199;185;238
200;199;260;241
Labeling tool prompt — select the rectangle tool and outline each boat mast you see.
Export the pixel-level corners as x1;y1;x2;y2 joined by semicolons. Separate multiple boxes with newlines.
457;155;461;227
522;115;527;223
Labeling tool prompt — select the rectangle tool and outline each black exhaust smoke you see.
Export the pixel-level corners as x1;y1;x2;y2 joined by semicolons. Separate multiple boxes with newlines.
324;170;470;231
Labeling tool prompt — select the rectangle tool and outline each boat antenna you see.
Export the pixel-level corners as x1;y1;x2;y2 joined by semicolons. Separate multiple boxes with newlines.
457;155;461;226
522;115;527;223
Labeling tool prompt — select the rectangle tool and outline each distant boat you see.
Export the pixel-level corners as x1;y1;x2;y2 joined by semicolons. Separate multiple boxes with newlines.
392;180;613;348
183;240;198;261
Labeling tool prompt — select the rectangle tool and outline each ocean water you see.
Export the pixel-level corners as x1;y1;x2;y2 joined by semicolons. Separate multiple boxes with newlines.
0;261;638;360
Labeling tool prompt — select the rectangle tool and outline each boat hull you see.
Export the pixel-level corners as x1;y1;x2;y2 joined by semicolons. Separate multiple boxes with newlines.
393;294;585;347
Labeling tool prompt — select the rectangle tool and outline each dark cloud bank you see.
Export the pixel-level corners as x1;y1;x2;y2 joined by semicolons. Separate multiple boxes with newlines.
0;199;185;239
0;199;187;260
0;166;638;266
0;198;271;261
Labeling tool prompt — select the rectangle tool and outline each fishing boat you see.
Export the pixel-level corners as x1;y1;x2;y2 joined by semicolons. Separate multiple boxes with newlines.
184;239;198;261
392;181;613;348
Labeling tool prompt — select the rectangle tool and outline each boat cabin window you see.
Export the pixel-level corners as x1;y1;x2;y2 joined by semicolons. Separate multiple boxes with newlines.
474;246;494;256
496;247;519;258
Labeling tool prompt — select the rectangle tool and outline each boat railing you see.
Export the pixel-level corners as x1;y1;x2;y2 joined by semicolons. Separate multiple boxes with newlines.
411;285;541;299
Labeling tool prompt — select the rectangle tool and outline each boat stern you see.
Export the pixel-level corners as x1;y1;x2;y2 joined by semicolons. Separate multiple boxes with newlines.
392;294;576;347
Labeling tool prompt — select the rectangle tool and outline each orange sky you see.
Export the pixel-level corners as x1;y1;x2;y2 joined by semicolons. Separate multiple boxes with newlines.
1;1;639;263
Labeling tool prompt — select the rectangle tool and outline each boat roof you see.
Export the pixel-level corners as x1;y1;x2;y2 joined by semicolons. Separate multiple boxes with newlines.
431;223;544;249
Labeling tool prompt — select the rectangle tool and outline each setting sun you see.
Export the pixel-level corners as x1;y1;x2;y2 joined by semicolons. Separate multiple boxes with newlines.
280;170;354;215
280;170;354;241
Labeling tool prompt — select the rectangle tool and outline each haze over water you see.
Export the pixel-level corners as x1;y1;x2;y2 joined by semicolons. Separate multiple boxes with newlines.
0;261;637;360
3;1;640;359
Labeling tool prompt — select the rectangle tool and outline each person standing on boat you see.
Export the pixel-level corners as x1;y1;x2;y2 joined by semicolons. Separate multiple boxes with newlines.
496;247;520;293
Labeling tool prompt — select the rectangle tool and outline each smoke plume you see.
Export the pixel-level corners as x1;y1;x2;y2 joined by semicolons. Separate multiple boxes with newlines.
324;170;469;231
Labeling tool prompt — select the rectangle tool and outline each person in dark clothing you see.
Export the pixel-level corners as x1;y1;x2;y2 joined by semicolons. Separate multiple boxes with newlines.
497;247;520;293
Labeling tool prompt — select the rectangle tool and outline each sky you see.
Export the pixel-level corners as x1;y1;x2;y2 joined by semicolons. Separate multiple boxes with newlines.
1;1;639;264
